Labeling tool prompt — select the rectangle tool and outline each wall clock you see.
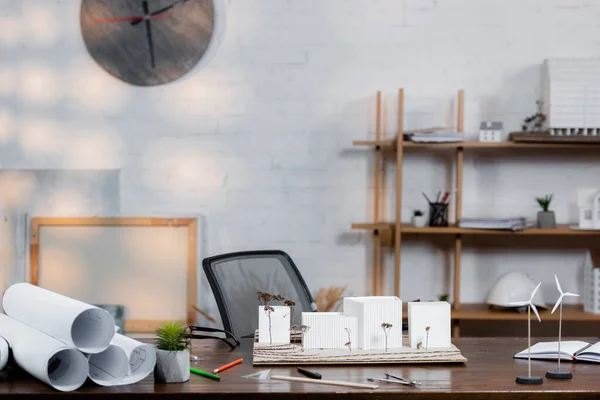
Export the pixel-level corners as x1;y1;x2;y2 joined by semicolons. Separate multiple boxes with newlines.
80;0;214;86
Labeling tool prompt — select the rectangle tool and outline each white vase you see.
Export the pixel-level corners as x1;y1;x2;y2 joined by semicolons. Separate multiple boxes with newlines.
154;349;190;383
412;215;427;228
258;305;291;344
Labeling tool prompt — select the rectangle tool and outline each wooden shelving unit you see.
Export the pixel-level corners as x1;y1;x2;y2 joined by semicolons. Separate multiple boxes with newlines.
352;88;600;336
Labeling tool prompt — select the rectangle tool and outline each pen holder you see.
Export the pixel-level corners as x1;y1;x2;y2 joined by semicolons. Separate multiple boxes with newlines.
428;203;448;227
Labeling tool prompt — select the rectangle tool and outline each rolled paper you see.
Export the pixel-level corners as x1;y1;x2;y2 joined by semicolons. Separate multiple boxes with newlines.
87;344;129;386
110;333;157;385
0;336;8;371
2;283;115;353
0;313;89;391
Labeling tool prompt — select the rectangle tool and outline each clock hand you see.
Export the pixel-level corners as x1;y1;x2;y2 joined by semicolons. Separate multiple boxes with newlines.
131;0;189;26
143;1;156;69
88;14;168;24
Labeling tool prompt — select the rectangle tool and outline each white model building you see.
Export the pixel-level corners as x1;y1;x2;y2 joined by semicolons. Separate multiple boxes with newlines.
543;58;600;133
583;250;600;314
577;188;600;229
343;296;403;350
301;296;403;350
301;312;357;350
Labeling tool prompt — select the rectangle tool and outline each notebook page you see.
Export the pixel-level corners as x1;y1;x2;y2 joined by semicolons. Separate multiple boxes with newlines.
514;341;589;359
576;341;600;362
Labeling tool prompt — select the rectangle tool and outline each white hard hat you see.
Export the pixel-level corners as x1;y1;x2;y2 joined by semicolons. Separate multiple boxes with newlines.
486;271;546;309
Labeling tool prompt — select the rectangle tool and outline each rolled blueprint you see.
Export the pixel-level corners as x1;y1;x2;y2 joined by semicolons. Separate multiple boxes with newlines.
87;344;129;386
0;313;89;391
111;333;156;385
2;283;115;353
0;336;8;371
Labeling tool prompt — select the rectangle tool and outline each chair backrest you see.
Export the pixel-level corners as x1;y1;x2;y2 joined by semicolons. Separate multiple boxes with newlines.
203;250;317;338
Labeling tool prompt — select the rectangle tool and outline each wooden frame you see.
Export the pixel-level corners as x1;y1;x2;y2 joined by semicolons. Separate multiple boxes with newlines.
30;217;197;333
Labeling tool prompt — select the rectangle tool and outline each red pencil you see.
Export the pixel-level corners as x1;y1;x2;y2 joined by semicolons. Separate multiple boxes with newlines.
213;358;243;374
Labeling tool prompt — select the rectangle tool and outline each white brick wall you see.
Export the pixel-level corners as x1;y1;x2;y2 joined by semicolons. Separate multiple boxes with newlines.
2;0;600;321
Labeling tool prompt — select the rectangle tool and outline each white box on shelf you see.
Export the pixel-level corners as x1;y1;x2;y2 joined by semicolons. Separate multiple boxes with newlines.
577;188;600;229
258;305;290;345
301;312;358;350
343;296;402;350
408;301;451;349
583;251;600;314
478;121;503;142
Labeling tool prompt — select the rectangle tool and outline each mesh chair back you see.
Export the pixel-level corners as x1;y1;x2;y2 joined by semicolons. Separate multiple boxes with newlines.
203;250;316;338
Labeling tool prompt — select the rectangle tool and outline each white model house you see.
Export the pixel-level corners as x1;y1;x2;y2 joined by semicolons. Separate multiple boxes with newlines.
301;312;357;350
343;296;403;350
543;58;600;133
577;188;600;229
478;121;503;142
583;250;600;314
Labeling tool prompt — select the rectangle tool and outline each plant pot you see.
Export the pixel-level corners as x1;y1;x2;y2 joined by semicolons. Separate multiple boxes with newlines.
154;349;190;383
411;215;427;228
537;211;556;229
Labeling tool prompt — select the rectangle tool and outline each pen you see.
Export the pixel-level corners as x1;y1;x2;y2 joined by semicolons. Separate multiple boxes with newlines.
422;192;432;204
190;367;220;381
297;367;322;379
213;358;243;374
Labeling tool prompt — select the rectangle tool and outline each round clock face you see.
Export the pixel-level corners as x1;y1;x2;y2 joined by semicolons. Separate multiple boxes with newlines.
80;0;214;86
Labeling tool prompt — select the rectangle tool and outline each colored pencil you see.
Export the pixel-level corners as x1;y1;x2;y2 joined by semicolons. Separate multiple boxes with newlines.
190;367;220;381
213;358;243;374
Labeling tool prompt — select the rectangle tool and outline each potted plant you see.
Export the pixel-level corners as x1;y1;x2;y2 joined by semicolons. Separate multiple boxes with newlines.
154;322;190;383
411;210;426;227
536;194;555;229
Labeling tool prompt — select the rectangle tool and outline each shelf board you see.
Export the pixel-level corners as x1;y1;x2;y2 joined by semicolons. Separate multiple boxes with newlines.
352;223;600;236
352;139;396;150
403;141;600;149
453;304;600;321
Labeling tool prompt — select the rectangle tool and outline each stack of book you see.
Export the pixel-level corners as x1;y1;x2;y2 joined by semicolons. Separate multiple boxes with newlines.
407;132;464;143
458;218;528;231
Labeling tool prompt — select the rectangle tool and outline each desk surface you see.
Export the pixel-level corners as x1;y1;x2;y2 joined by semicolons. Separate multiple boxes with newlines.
1;337;600;399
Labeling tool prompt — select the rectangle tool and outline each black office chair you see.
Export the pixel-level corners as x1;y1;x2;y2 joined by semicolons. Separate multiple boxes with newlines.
203;250;318;339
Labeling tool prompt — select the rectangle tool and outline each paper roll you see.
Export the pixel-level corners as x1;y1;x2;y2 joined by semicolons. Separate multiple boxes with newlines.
0;314;89;391
87;344;129;386
111;333;156;385
0;336;8;371
2;283;115;353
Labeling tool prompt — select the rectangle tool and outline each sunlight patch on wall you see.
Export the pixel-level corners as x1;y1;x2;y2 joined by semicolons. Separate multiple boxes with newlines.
0;110;13;144
64;130;123;169
0;67;14;96
0;171;36;209
45;189;87;215
0;13;20;47
21;5;60;47
18;64;60;104
66;57;129;112
19;118;60;154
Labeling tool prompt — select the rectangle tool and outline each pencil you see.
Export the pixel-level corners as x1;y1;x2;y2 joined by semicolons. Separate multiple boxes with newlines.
190;367;220;381
271;375;378;389
213;358;243;374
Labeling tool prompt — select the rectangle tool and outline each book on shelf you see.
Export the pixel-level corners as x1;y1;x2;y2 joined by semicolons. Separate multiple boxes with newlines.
458;217;528;231
514;341;600;363
405;132;464;143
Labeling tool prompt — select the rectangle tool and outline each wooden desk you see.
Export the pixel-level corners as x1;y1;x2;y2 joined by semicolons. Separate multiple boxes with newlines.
1;337;599;399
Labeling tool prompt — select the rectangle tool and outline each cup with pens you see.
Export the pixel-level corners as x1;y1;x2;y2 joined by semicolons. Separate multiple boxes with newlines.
422;191;451;227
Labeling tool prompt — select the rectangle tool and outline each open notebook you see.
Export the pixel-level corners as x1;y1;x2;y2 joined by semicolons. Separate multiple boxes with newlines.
514;341;600;362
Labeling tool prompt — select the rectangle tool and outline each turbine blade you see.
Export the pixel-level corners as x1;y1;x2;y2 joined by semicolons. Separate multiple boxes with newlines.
551;295;563;314
531;304;541;322
554;275;563;295
529;282;542;302
509;301;528;306
564;292;579;297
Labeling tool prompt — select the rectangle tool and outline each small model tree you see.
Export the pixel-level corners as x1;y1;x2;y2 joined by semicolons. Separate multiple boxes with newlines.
283;299;296;328
381;322;393;352
425;326;431;350
344;328;352;351
257;291;284;345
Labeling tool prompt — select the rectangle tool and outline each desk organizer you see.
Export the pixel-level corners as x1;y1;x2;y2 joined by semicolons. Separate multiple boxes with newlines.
252;332;467;365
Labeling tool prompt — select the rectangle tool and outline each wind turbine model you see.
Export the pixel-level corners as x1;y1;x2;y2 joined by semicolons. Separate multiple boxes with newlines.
510;282;543;385
546;275;579;380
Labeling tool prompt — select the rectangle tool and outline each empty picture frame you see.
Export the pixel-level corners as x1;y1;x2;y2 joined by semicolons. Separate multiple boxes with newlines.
30;217;197;333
